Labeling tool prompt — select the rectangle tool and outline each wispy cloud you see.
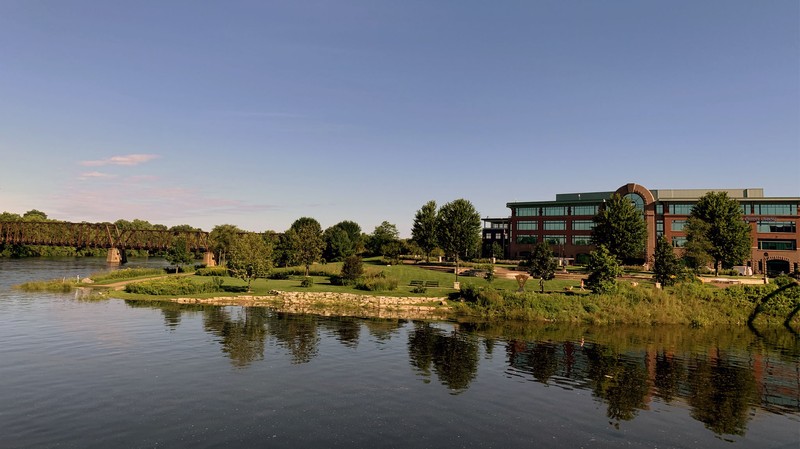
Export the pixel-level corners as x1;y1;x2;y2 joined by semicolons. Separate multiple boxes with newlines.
80;154;160;167
77;171;117;180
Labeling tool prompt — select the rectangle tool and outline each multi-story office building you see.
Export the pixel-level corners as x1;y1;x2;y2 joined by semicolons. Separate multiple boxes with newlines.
481;217;511;259
504;183;799;275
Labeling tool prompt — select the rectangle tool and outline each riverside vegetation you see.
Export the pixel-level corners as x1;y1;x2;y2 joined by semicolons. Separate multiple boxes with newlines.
15;258;800;329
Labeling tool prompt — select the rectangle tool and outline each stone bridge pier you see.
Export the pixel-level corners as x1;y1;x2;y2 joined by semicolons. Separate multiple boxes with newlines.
106;248;128;265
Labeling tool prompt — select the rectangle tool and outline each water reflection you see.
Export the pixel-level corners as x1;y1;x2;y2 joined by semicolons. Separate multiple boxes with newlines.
124;300;799;437
688;353;756;436
407;323;479;393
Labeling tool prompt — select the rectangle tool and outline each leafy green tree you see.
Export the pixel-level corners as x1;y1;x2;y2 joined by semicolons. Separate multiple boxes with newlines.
23;209;48;221
685;192;751;275
369;221;400;256
323;226;352;262
491;241;503;259
682;218;713;272
585;245;623;294
273;231;294;267
210;224;243;267
412;200;438;262
335;220;363;253
288;217;325;276
165;236;194;273
322;221;362;262
227;233;273;292
436;199;481;282
591;194;647;263
340;254;364;284
526;242;558;293
0;212;23;221
653;235;681;286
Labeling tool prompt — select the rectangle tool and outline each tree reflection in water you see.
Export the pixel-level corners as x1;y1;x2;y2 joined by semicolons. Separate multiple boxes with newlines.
203;307;268;368
582;345;650;423
407;322;479;393
688;352;757;436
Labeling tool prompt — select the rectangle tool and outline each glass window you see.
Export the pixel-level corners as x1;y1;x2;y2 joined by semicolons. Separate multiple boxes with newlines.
572;220;594;230
757;221;796;233
543;220;566;230
758;239;797;250
516;235;537;244
542;206;566;216
754;203;797;216
517;221;537;230
489;222;508;229
545;235;566;245
572;205;599;216
515;207;537;217
672;237;687;248
668;204;694;215
624;193;645;213
572;236;592;245
484;233;492;239
656;220;664;232
671;220;686;232
740;203;751;215
656;204;665;215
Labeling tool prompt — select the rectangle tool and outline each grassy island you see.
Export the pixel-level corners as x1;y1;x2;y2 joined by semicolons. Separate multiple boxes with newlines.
16;258;800;329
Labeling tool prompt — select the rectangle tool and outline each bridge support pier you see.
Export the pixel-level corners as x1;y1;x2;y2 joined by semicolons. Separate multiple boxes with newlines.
107;248;122;265
107;248;127;265
203;252;216;267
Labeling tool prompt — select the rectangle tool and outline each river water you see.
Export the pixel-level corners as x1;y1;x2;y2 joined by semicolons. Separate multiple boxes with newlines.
0;258;797;448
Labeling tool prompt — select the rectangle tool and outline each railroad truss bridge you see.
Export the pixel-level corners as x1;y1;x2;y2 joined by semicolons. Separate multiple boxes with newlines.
0;221;216;265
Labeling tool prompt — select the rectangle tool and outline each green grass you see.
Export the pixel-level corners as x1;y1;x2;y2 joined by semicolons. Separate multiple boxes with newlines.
16;278;80;292
89;267;167;285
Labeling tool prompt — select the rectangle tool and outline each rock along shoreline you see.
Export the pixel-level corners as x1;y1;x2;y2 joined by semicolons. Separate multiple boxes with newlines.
157;290;453;320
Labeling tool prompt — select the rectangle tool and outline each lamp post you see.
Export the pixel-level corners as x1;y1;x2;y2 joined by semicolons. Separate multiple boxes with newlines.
763;252;769;283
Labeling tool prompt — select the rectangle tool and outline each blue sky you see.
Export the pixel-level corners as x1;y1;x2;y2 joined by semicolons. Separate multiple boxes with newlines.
1;1;798;236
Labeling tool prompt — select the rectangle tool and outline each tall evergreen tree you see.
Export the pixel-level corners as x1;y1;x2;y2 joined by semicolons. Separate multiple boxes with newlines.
684;192;751;275
411;200;438;262
585;245;623;294
653;235;681;286
591;194;647;263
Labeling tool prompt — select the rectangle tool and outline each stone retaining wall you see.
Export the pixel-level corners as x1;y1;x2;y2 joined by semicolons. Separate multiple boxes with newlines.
170;291;452;320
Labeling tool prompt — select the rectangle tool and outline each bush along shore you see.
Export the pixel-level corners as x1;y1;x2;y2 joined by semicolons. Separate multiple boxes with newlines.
15;265;800;328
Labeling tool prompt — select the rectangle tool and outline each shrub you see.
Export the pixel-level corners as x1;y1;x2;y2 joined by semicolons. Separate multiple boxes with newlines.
124;277;222;295
410;285;427;294
341;255;364;283
300;278;314;288
459;283;481;303
195;266;229;277
356;272;398;291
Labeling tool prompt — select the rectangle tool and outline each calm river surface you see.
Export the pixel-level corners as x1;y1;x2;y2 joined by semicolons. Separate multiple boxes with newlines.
0;258;798;448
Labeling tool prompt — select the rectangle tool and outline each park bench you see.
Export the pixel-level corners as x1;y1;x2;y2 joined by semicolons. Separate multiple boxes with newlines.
424;280;439;288
410;280;424;287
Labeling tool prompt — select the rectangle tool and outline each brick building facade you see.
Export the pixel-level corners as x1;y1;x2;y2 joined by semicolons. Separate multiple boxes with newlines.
503;183;799;274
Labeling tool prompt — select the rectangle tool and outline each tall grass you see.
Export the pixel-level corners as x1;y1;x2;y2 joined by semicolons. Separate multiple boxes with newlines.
16;278;79;292
453;279;799;327
90;267;164;283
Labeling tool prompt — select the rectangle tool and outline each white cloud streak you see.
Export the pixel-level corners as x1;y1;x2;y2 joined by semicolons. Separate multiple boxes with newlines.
80;154;160;167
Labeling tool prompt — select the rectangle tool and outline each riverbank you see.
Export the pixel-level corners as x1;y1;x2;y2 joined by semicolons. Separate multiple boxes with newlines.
16;266;800;328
